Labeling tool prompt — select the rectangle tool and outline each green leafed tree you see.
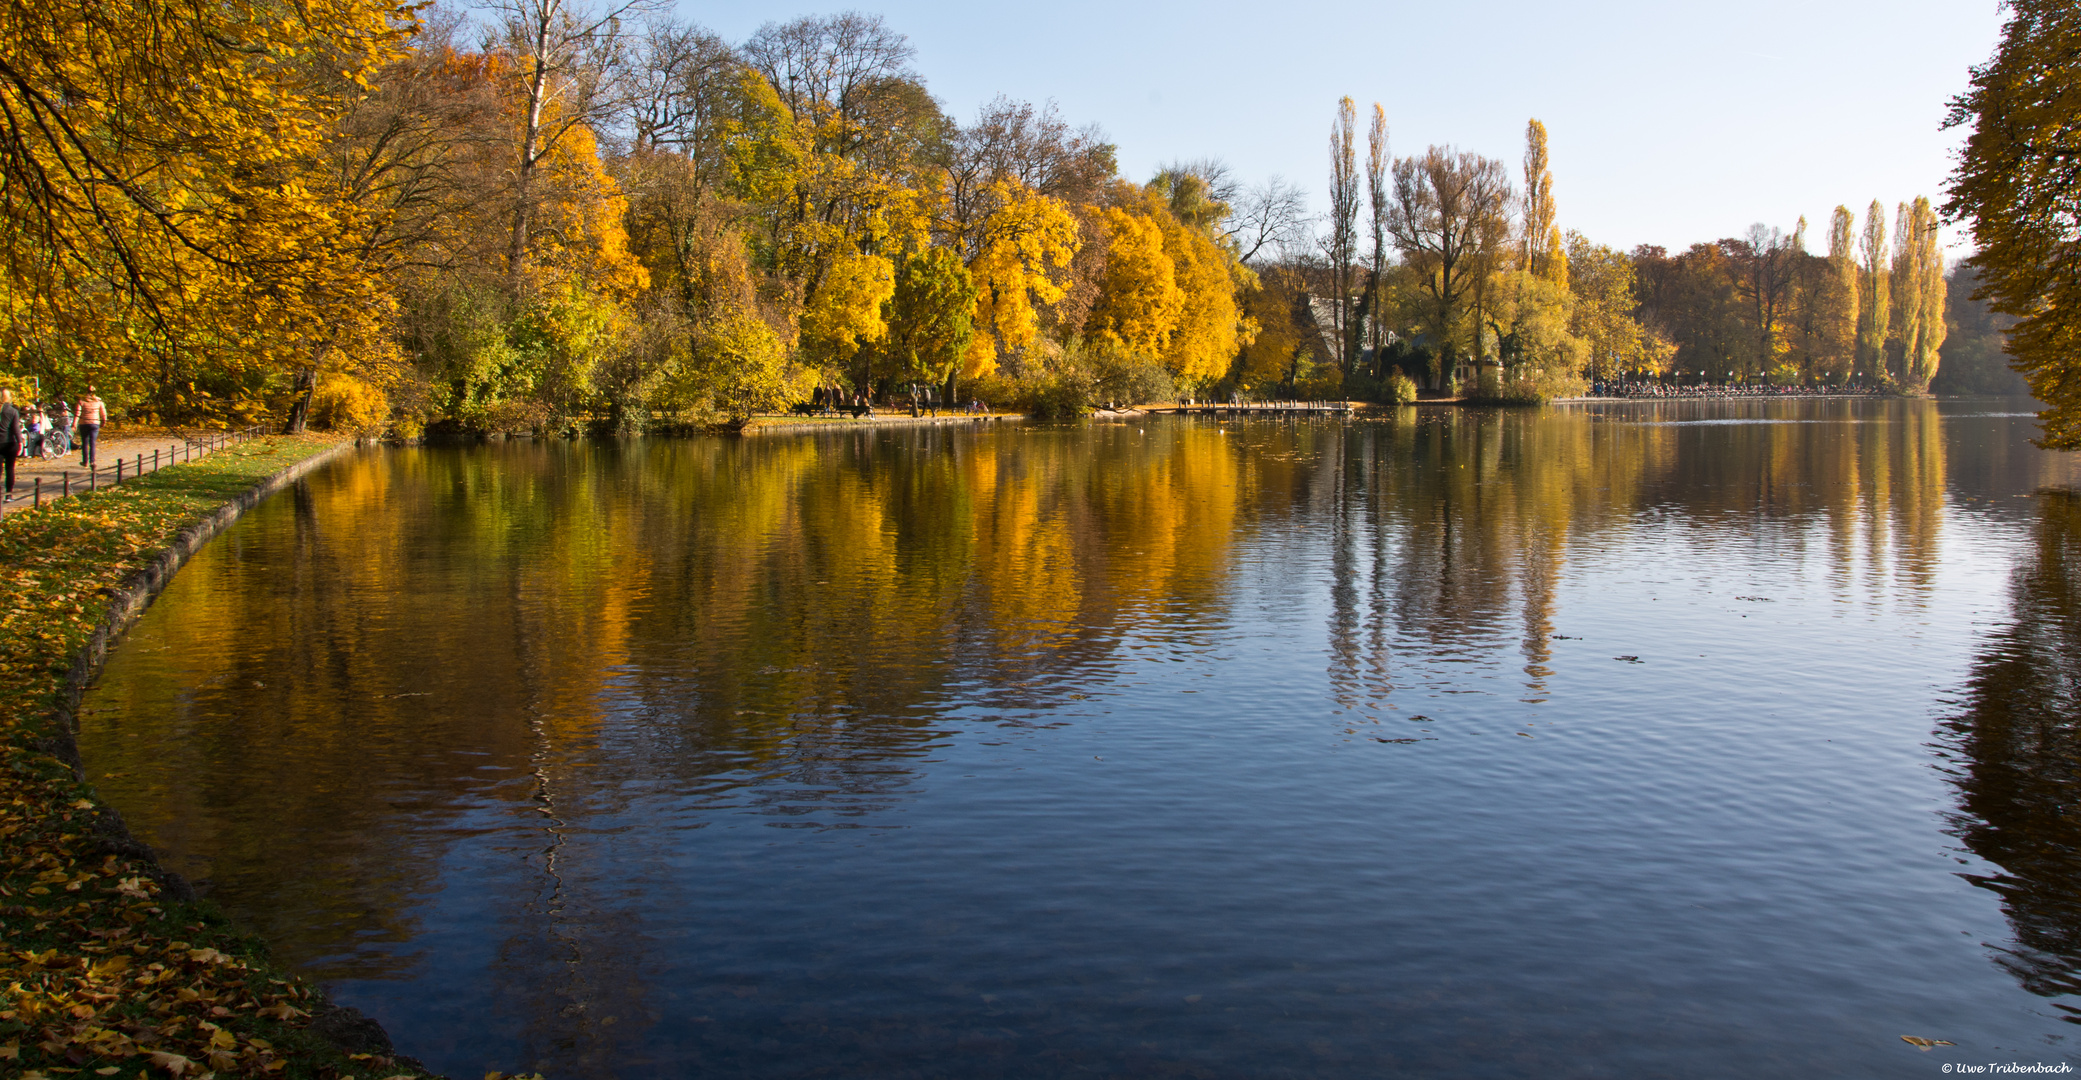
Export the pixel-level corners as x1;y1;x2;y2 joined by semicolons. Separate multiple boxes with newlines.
882;247;978;399
675;304;806;423
1945;0;2081;446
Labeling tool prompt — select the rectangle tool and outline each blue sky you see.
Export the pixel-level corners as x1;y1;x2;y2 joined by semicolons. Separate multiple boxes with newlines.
679;0;2005;256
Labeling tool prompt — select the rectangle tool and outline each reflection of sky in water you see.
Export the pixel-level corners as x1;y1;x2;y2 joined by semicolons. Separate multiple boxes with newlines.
80;399;2081;1078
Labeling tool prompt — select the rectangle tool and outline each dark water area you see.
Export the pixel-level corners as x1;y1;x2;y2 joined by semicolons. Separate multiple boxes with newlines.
78;398;2081;1077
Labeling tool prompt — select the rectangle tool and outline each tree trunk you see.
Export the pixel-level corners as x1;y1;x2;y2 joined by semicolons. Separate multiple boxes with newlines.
283;367;317;434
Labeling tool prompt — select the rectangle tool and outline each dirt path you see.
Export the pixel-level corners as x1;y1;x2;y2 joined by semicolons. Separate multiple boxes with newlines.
0;427;262;517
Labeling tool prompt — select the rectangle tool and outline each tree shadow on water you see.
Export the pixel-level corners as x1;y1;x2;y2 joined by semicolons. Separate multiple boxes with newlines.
1939;489;2081;1017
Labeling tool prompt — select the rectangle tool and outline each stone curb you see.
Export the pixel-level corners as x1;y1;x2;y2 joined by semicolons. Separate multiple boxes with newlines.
22;438;422;1068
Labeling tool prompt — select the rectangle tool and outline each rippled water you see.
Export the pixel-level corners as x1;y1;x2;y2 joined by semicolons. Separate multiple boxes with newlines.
79;399;2081;1077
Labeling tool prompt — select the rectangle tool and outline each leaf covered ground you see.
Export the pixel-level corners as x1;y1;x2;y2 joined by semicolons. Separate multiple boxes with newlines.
0;436;443;1080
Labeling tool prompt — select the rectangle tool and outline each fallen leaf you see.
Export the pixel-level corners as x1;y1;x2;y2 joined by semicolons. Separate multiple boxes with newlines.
1900;1035;1956;1051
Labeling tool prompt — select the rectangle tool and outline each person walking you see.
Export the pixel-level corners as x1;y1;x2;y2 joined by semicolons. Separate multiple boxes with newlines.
76;387;104;468
0;390;21;500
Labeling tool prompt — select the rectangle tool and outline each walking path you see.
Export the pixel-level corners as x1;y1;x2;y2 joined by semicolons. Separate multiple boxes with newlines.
0;426;267;518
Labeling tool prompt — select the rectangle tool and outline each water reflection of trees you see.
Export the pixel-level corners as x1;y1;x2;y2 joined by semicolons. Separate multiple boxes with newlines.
78;401;2011;1064
1322;400;1953;714
80;427;1251;976
1940;492;2081;1014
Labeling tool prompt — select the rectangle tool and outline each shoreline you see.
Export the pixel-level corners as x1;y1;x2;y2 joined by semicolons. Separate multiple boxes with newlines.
0;436;447;1079
741;412;1024;434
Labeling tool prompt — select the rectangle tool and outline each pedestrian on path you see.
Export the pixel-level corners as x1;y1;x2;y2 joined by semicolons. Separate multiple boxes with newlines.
76;387;104;467
0;390;21;500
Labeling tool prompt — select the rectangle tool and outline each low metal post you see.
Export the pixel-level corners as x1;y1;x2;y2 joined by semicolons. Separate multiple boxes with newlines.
115;459;123;484
62;472;68;498
33;477;41;508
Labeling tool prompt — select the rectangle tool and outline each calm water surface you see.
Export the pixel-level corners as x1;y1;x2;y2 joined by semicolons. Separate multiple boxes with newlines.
80;399;2081;1077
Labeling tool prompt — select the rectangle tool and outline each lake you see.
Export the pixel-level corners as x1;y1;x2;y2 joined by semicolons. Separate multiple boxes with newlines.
79;399;2081;1077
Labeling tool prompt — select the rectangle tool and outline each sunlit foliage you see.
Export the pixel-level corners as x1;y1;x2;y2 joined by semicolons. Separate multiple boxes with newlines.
1946;0;2081;446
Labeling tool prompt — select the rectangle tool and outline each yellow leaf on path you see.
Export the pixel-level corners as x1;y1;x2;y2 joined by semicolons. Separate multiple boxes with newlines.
1900;1035;1956;1050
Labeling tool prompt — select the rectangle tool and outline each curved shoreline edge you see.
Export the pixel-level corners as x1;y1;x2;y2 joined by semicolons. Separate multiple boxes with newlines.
42;439;360;780
3;437;443;1077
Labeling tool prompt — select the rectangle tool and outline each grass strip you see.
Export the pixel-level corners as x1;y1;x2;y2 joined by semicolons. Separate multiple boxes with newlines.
0;435;450;1080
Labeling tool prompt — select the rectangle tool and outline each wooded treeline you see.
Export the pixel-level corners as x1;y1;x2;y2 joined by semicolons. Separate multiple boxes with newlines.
1236;100;1977;403
1;0;1275;432
0;1;2026;434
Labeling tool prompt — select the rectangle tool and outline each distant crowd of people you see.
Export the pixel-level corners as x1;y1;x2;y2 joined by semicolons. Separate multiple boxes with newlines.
801;386;991;418
0;386;106;501
1588;380;1888;400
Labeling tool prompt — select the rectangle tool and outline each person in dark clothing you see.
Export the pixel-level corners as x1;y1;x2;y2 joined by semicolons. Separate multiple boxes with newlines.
0;390;21;500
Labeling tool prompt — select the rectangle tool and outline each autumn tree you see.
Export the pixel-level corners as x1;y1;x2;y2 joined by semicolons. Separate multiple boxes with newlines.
1565;233;1667;380
1520;120;1562;283
1945;0;2081;445
484;0;654;294
1889;195;1946;392
882;247;977;397
1815;206;1861;380
1363;106;1389;358
0;0;414;422
1736;223;1797;376
957;179;1079;380
1325;98;1361;374
1386;146;1512;388
1856;200;1890;383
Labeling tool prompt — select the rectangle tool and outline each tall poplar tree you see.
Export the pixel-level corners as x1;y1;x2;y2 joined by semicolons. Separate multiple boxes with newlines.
1856;201;1889;382
1326;97;1360;375
1823;206;1860;380
1889;201;1918;382
1896;196;1946;391
1521;119;1561;283
1364;104;1389;361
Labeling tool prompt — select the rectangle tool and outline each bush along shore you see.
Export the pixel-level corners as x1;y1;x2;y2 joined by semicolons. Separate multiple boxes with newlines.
0;435;456;1080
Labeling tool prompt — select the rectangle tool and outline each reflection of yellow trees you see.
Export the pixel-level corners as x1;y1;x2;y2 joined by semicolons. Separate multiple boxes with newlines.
1322;401;1961;714
80;404;1990;982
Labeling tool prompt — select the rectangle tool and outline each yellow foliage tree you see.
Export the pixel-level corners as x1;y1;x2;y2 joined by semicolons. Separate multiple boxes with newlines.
0;0;416;420
1155;210;1252;385
800;246;895;368
962;180;1080;378
1085;206;1182;358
